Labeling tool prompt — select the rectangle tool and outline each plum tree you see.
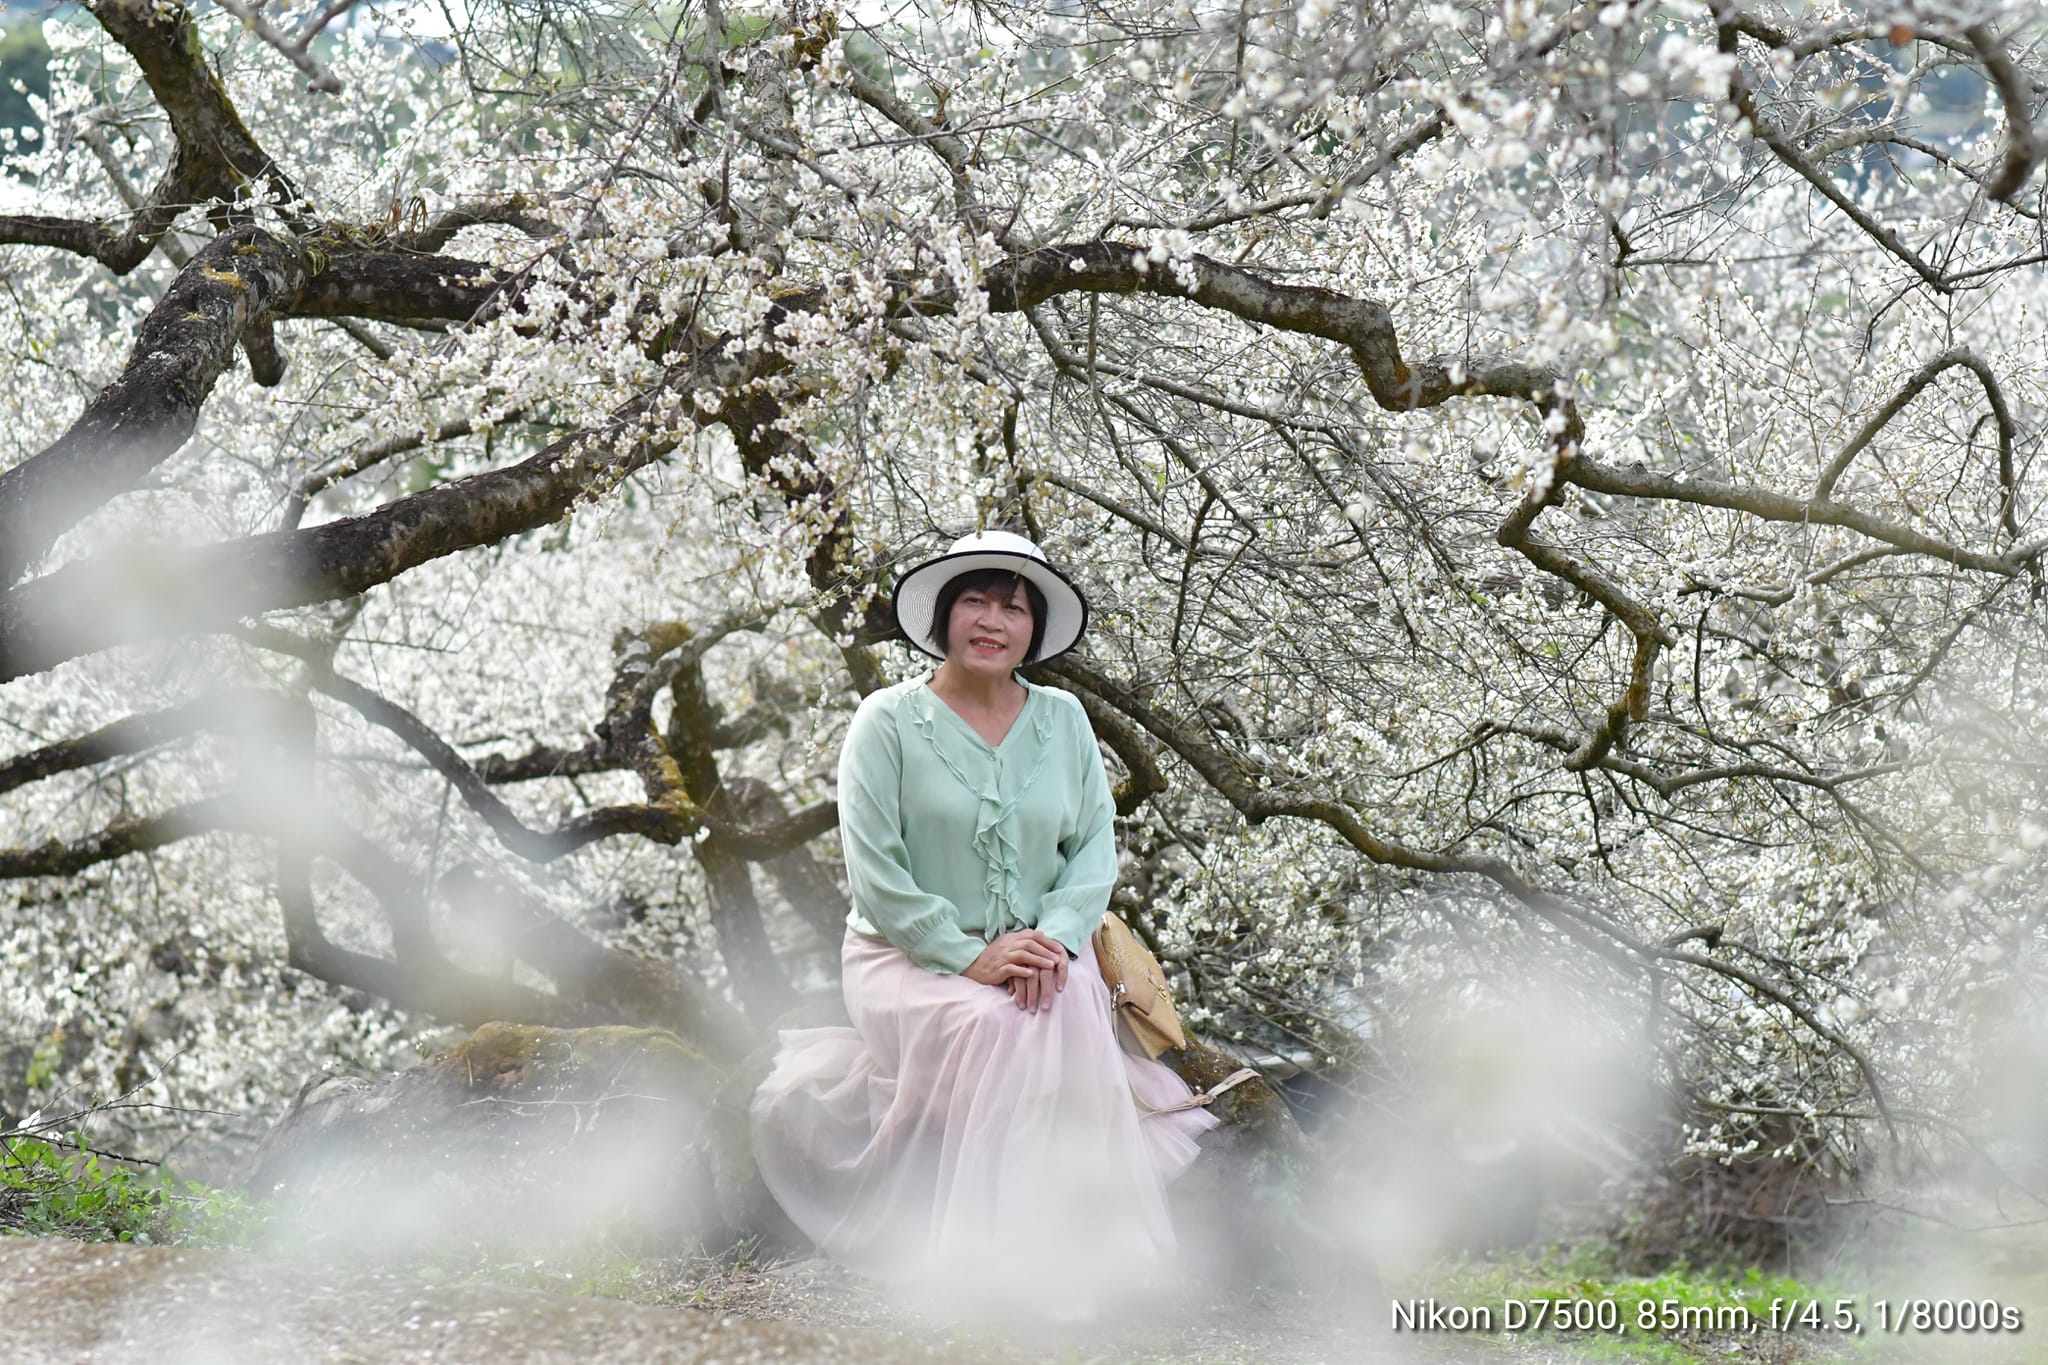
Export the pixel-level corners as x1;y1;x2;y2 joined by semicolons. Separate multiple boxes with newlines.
3;0;2046;1246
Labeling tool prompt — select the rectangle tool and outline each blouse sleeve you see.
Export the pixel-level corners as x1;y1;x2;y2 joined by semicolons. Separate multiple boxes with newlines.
837;693;987;976
1031;696;1118;959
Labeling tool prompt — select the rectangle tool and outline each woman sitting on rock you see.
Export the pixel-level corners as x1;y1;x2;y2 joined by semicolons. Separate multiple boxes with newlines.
749;529;1216;1318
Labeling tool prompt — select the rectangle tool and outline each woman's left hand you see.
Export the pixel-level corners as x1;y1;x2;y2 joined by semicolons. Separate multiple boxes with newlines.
993;928;1067;1014
999;957;1064;1019
1007;961;1064;1014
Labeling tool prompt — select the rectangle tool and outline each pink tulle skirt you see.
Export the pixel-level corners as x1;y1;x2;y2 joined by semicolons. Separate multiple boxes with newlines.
749;927;1217;1315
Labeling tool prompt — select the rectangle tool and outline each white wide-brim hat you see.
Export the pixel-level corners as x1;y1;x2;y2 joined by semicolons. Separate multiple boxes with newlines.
892;530;1089;663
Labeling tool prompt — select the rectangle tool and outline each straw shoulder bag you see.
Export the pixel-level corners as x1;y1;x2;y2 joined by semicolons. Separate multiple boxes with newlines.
1090;912;1187;1059
1090;915;1260;1116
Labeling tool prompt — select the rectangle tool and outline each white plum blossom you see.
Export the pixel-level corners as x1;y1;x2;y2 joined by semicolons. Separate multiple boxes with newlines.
0;0;2044;1243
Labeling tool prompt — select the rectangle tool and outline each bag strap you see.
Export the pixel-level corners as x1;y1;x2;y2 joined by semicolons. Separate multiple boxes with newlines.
1132;1066;1261;1117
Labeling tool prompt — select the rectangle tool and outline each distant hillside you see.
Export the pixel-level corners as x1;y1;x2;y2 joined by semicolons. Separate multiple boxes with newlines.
0;17;51;133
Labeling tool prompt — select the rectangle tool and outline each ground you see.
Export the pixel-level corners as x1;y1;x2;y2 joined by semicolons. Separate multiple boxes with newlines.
588;1249;1888;1364
4;1231;2038;1363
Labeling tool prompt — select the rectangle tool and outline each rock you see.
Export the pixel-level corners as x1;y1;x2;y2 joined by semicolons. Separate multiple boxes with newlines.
239;1013;1308;1282
245;1022;733;1257
707;992;856;1258
0;1236;962;1364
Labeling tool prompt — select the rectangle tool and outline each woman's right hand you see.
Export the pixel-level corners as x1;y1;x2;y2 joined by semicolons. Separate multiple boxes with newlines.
963;930;1069;1012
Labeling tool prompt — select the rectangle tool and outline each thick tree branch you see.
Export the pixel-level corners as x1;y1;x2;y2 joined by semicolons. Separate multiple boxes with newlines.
395;199;565;254
90;0;276;183
1039;670;1171;815
439;864;751;1059
293;0;362;47
0;343;751;681
1498;528;1676;770
285;930;576;1030
0;0;286;271
717;350;877;694
1715;12;1891;63
603;624;708;825
285;247;512;324
271;824;579;1031
1485;721;1912;801
1568;453;2026;575
474;741;620;784
211;0;343;95
237;623;833;866
0;794;245;878
0;688;299;797
655;619;804;1017
839;65;1014;248
716;775;849;937
0;214;175;266
283;418;483;531
977;241;1583;441
1815;349;2022;549
0;227;306;585
1969;24;2048;202
727;27;801;275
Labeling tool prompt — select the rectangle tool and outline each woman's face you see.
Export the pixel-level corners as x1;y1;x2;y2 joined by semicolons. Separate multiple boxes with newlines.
944;580;1034;678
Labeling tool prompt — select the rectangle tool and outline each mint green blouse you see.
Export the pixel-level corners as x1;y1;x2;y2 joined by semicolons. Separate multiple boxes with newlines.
838;673;1116;974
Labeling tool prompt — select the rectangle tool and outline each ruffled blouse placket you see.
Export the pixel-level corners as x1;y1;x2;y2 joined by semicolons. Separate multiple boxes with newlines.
907;681;1056;940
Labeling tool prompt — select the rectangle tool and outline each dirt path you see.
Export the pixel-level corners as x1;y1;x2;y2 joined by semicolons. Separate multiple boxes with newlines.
0;1237;955;1365
583;1252;1633;1364
0;1235;1515;1364
0;1236;1905;1364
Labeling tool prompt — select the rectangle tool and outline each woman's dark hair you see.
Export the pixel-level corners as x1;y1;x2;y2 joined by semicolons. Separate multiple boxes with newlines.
929;569;1049;664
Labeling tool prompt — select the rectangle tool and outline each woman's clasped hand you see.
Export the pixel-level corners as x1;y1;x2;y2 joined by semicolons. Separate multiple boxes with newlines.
963;928;1070;1012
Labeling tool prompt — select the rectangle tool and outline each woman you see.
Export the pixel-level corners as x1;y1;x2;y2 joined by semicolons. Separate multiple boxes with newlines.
748;529;1217;1318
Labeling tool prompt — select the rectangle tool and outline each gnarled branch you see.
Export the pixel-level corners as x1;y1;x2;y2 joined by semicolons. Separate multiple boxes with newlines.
0;342;752;680
1969;23;2048;202
0;0;285;272
0;688;298;797
0;227;306;584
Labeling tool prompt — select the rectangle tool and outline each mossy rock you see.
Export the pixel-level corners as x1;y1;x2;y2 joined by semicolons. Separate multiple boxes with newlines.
430;1021;715;1096
247;1022;730;1258
704;992;854;1259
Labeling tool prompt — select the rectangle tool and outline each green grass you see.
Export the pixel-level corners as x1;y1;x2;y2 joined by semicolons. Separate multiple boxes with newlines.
1414;1245;1833;1363
1;1130;674;1313
459;1248;659;1302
